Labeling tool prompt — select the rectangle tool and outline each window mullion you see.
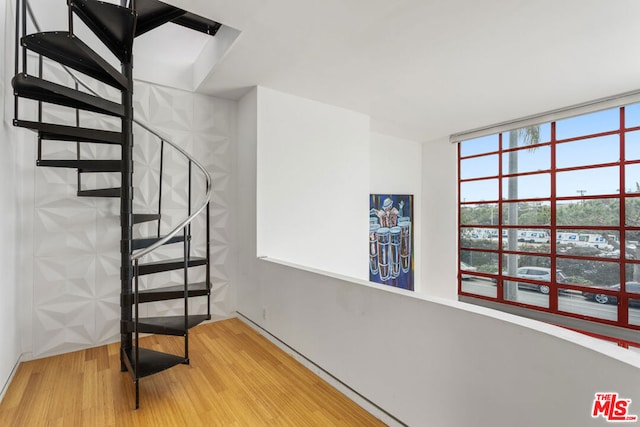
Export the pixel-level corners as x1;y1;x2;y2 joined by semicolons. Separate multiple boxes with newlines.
497;133;504;302
620;107;628;326
549;122;558;313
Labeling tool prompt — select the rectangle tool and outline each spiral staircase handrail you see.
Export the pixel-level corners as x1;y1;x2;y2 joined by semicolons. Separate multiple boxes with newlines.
130;120;212;261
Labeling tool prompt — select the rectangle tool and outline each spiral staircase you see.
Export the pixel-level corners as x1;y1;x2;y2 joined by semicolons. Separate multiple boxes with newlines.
12;0;221;409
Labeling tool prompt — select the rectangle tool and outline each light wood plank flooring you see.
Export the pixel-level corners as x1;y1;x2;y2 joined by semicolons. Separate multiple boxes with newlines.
0;318;385;426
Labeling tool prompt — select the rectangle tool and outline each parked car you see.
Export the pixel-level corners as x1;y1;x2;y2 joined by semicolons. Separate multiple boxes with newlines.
460;262;477;280
516;267;568;294
517;231;550;244
582;282;640;306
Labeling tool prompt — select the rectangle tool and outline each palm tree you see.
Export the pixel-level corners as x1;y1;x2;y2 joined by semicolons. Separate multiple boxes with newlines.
505;126;540;300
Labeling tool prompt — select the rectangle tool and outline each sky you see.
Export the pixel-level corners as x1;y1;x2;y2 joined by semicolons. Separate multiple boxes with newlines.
459;103;640;203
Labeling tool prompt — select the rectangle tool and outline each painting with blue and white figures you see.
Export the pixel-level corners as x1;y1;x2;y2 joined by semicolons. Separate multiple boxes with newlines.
369;194;414;291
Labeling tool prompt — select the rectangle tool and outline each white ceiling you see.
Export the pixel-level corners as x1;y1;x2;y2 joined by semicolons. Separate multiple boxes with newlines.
171;0;640;142
26;0;640;142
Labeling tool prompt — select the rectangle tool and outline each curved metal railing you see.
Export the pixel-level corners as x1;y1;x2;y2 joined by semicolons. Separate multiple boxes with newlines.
129;121;211;261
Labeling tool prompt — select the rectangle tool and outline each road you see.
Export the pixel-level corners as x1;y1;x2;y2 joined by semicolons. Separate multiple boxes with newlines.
461;278;640;325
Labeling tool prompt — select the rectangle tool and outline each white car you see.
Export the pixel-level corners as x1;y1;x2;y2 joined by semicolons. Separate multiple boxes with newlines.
460;262;477;280
516;266;568;294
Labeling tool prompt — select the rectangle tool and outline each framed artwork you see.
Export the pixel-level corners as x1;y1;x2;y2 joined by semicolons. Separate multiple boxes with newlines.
369;194;414;291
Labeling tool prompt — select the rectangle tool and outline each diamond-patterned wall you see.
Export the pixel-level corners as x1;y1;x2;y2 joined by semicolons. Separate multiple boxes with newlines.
28;62;236;357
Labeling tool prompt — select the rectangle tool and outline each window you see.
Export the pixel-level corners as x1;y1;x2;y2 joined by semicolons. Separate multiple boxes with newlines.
458;103;640;346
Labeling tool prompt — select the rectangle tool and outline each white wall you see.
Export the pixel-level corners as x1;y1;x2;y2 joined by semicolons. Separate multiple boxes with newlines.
422;136;458;299
370;132;422;290
236;88;260;320
246;260;640;427
256;86;370;280
238;89;640;426
0;0;23;394
0;123;21;395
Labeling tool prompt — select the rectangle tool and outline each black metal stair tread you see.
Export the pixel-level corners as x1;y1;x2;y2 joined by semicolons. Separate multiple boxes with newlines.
21;31;128;90
12;74;124;117
173;12;222;36
134;0;221;37
129;314;209;336
132;234;185;250
137;257;207;275
13;120;122;144
122;347;184;379
134;0;186;37
70;0;136;63
135;281;210;303
78;187;120;197
37;159;122;172
133;213;160;224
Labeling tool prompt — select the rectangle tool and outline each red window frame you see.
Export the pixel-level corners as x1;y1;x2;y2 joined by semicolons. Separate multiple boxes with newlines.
458;105;640;346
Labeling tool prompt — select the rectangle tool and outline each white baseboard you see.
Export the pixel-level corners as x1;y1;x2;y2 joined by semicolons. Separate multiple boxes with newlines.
0;353;25;403
236;312;407;427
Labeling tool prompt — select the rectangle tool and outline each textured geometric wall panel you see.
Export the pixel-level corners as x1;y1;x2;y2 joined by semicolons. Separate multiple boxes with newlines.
28;67;236;357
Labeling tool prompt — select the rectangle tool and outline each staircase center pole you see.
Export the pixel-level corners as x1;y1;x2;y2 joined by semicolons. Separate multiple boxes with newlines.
120;58;134;371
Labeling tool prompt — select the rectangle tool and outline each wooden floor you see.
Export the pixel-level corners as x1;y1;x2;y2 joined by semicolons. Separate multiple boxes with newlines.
0;318;384;426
